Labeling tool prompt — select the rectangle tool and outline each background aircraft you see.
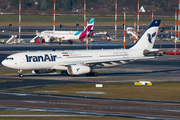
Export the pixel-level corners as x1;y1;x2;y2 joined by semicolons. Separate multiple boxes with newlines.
2;20;160;77
30;18;95;44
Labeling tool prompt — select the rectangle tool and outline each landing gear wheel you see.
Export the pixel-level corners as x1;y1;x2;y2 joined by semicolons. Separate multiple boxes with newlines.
18;70;23;77
68;40;73;44
18;74;23;77
86;72;98;76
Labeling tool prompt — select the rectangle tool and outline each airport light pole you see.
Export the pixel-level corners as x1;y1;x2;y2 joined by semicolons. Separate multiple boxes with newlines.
178;0;180;39
152;9;153;21
124;8;126;49
137;0;139;39
19;0;21;40
115;0;117;40
171;26;172;40
53;0;55;31
86;18;88;50
84;0;86;29
175;8;177;49
134;18;136;43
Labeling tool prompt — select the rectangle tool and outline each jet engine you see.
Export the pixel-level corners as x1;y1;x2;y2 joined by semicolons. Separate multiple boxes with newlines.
43;36;51;42
67;65;91;75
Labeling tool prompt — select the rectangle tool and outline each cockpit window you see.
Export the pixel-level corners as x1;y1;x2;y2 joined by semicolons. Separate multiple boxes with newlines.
5;57;14;60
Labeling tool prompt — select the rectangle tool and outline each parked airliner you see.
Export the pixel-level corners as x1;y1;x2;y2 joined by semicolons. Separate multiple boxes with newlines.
2;20;161;77
30;18;95;43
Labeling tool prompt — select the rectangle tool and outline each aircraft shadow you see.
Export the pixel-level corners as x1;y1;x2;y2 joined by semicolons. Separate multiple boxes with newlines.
23;68;180;77
98;68;180;76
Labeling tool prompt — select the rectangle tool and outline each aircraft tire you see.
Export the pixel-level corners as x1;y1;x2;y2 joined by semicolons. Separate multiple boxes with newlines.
18;74;23;77
86;72;98;76
68;40;73;44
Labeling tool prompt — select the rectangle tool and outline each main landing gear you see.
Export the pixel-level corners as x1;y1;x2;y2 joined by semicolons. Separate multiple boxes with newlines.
86;72;98;76
68;40;73;44
18;70;23;77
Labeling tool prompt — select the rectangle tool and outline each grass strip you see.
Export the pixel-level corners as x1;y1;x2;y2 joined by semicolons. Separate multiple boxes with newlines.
0;71;31;75
0;15;175;26
20;82;180;102
0;110;141;120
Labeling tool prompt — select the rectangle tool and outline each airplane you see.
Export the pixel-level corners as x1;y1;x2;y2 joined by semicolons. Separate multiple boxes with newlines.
30;18;95;44
2;20;161;77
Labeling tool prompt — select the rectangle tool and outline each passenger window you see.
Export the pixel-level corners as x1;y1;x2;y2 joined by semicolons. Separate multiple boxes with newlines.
6;58;14;60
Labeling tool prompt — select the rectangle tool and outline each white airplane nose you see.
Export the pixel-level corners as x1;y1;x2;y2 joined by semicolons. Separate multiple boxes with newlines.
1;58;16;69
1;60;6;66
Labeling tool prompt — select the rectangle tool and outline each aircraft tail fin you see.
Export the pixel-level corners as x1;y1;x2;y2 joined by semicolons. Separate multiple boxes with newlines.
83;18;95;33
78;18;95;39
130;20;161;50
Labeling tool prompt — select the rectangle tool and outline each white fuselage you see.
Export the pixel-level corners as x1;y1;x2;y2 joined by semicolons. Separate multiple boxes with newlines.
2;49;143;71
41;30;82;41
33;18;95;43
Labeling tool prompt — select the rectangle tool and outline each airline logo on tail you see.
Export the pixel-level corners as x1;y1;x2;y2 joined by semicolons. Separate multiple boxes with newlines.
130;20;161;50
147;32;156;43
83;18;94;33
75;18;95;39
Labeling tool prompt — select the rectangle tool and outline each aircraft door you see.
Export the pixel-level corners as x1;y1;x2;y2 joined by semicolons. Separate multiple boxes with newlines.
95;53;99;60
20;55;25;63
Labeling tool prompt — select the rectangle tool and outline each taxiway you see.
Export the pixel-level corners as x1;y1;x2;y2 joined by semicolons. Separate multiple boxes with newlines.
0;55;180;119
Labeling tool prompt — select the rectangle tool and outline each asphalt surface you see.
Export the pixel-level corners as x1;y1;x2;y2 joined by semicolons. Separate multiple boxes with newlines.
1;54;180;119
0;34;180;119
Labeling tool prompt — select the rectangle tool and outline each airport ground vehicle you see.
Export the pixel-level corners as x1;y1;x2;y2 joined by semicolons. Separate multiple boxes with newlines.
165;49;180;55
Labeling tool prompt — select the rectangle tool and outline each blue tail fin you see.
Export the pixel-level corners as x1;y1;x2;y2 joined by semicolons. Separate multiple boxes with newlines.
130;20;161;50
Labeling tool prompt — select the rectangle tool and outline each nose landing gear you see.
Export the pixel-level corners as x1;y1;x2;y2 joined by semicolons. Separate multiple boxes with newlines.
18;70;23;77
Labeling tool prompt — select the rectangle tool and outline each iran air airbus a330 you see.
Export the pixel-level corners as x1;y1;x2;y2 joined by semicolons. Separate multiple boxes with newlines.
30;18;95;43
2;20;161;77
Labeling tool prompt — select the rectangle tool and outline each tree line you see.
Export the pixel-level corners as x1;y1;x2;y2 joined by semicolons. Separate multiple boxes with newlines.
0;0;178;15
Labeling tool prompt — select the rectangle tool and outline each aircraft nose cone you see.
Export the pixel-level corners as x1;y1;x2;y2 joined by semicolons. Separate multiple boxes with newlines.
1;60;6;66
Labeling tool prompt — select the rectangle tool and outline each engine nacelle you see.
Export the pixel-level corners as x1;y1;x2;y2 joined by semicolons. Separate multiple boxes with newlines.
43;36;51;42
67;65;91;75
32;69;56;74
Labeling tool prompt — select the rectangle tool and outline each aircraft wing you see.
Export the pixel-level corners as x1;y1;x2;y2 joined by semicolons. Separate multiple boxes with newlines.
58;56;155;66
